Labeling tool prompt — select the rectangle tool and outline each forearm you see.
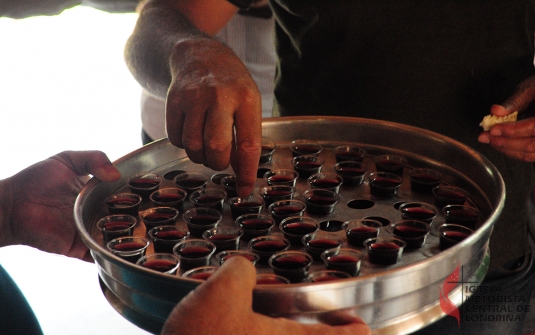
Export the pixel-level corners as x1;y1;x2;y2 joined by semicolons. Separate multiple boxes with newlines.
0;179;14;248
124;0;237;98
0;0;81;18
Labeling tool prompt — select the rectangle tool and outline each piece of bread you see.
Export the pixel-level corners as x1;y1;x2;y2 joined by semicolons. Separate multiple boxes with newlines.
479;111;518;131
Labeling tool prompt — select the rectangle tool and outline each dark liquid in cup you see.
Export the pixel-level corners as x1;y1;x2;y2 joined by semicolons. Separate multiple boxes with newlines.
102;221;132;231
163;170;185;181
336;165;366;186
207;234;238;242
325;254;360;276
327;254;360;264
101;221;134;242
336;151;365;162
129;178;160;189
106;197;140;215
189;272;213;281
267;175;295;184
370;242;401;251
112;241;147;263
154;230;187;240
144;212;176;222
440;230;471;249
207;233;240;251
221;178;236;189
221;253;257;263
305;194;337;205
178;246;212;258
187;214;220;237
283;222;317;235
292;145;320;156
241;218;273;230
336;165;367;186
307;239;341;250
273;205;303;216
393;225;428;238
368;242;401;265
260;146;275;163
176;178;206;189
442;230;470;242
347;227;378;246
364;216;390;227
310;178;341;193
401;207;435;223
265;189;293;197
304;192;337;215
221;178;238;198
187;215;220;225
234;202;263;209
113;242;146;252
445;208;479;229
272;255;310;270
253;240;288;253
271;253;311;282
195;195;224;204
153;230;187;253
375;159;404;176
310;179;341;189
152;193;185;203
143;212;176;230
337;166;367;175
371;176;400;187
142;259;177;273
306;239;341;259
294;161;322;178
106;198;138;207
369;176;401;197
410;173;441;193
194;195;224;212
262;188;294;206
434;187;467;207
231;201;263;219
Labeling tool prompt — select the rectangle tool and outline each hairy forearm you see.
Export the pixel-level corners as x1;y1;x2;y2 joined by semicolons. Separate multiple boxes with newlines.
0;179;14;248
0;0;81;18
124;0;234;98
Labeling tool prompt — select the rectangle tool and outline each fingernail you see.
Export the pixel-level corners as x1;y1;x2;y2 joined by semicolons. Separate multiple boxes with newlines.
490;129;502;136
478;135;490;144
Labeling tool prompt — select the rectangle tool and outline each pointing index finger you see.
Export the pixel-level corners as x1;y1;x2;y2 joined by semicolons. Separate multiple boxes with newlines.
232;91;262;197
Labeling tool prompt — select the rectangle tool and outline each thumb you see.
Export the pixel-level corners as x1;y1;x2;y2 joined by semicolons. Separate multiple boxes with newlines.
56;150;121;182
161;256;257;335
495;75;535;115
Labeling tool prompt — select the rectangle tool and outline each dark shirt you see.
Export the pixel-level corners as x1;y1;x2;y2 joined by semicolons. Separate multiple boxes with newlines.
269;0;535;275
0;265;43;335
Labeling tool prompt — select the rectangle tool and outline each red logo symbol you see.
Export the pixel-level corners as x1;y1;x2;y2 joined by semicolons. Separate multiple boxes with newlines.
440;263;461;327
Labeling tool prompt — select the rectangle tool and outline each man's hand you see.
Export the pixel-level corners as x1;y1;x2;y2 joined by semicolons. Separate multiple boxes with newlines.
161;256;371;335
478;75;535;162
166;38;262;197
0;150;120;261
126;1;261;197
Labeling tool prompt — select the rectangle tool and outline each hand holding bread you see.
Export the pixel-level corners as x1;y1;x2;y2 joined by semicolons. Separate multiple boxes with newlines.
479;111;518;131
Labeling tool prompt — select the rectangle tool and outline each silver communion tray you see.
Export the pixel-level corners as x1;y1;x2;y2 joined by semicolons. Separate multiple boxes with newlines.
74;116;504;334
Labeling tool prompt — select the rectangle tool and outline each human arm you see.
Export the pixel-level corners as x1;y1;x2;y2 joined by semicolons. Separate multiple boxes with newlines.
0;0;139;18
478;75;535;162
0;151;120;261
161;256;372;335
0;0;80;18
125;0;262;197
